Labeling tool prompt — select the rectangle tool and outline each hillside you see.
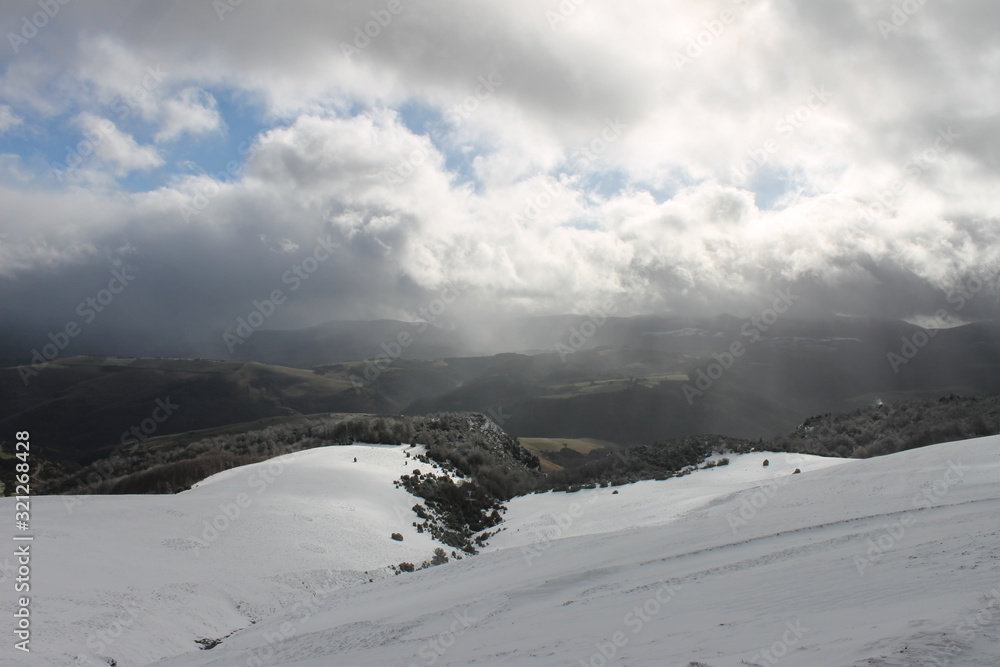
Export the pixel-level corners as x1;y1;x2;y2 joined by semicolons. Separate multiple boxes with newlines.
6;436;998;665
0;356;386;462
319;316;1000;445
2;444;454;666
530;394;1000;486
28;393;1000;501
6;313;1000;465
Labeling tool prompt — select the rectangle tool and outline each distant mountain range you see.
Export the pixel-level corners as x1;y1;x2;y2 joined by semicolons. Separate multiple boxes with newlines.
2;315;999;464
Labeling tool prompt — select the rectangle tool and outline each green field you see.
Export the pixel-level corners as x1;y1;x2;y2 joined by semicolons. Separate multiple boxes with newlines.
538;374;690;399
517;437;619;473
518;437;615;454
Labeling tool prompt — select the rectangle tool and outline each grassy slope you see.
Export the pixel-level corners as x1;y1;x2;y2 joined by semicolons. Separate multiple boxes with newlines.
518;437;621;472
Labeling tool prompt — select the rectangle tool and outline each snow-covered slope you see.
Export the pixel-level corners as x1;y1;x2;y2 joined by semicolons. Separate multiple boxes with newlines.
4;437;999;666
2;444;447;666
488;451;850;552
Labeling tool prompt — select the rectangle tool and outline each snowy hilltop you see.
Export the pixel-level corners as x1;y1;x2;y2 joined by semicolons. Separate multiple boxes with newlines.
3;436;999;665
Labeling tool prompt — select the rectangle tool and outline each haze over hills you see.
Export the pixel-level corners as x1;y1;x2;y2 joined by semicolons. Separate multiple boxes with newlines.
6;314;998;466
226;313;966;368
251;314;1000;445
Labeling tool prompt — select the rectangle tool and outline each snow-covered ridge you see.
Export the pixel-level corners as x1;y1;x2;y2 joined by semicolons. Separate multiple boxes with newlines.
157;436;996;667
5;436;1000;666
6;444;449;666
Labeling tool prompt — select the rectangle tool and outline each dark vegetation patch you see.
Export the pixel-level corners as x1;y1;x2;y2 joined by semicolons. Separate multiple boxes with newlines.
537;435;757;491
768;394;1000;458
528;394;1000;490
396;412;541;553
389;548;452;576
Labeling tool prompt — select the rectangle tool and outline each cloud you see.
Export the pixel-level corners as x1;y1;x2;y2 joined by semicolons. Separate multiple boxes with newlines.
73;113;163;177
155;87;223;142
0;105;22;134
0;0;998;354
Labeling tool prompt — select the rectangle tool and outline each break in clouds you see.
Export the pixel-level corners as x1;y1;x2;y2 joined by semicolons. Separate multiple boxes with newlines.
1;0;999;352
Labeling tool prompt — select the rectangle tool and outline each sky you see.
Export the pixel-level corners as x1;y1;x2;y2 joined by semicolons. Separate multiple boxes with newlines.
1;0;999;356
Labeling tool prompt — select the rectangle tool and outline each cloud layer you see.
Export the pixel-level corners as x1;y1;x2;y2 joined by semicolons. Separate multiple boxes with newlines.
1;0;998;356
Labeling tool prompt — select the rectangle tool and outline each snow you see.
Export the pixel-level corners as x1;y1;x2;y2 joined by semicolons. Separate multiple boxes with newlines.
488;451;850;551
2;444;445;666
3;437;999;666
